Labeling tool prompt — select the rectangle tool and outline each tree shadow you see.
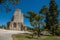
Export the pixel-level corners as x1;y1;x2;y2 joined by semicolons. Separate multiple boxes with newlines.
25;35;38;39
25;36;32;39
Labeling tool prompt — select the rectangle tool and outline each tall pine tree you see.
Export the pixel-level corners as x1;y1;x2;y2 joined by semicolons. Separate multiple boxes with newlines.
40;0;59;35
49;0;59;35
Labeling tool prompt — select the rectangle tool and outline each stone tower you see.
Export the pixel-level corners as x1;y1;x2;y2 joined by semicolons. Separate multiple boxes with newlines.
7;9;25;30
13;9;23;23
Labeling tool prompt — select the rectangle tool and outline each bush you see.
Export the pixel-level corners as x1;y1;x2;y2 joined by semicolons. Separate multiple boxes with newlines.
55;28;60;36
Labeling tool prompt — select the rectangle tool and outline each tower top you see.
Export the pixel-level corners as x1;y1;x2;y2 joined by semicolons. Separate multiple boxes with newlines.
12;9;23;22
14;9;22;16
14;9;21;12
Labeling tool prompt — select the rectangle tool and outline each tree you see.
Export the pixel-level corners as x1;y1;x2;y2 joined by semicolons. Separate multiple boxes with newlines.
0;0;20;12
24;11;43;37
49;0;59;35
40;0;59;35
34;14;44;37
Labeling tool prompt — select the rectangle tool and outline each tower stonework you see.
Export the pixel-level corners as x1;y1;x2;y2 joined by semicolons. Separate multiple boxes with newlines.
7;9;26;31
13;9;23;23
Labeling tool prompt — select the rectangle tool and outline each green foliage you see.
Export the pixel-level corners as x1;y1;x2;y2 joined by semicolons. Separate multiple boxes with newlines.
0;0;20;5
24;11;44;37
0;0;20;12
10;0;20;5
55;27;60;36
0;0;4;4
0;25;6;29
40;0;59;35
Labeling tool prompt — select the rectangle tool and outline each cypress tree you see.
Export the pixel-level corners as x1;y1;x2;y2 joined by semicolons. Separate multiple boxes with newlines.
40;0;59;35
48;0;59;35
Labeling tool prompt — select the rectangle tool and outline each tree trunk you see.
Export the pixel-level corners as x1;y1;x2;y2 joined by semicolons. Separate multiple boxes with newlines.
37;27;40;37
36;23;41;37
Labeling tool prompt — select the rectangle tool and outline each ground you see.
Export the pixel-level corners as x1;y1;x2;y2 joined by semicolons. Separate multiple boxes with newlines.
12;34;60;40
0;29;30;40
0;29;60;40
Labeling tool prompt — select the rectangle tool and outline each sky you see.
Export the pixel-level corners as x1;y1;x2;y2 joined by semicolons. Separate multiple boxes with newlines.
0;0;60;27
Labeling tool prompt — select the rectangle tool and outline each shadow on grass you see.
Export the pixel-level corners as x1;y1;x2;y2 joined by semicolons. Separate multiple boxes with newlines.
25;35;38;39
25;36;32;39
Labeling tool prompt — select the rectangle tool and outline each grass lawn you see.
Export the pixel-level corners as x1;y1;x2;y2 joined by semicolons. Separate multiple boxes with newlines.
12;34;60;40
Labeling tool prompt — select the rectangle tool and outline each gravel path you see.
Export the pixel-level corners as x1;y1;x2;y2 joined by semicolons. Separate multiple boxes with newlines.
0;29;30;40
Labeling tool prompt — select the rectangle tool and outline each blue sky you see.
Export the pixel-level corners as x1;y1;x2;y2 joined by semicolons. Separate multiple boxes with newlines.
0;0;60;27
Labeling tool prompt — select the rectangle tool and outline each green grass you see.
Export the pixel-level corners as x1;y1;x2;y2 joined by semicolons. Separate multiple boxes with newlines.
12;34;60;40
